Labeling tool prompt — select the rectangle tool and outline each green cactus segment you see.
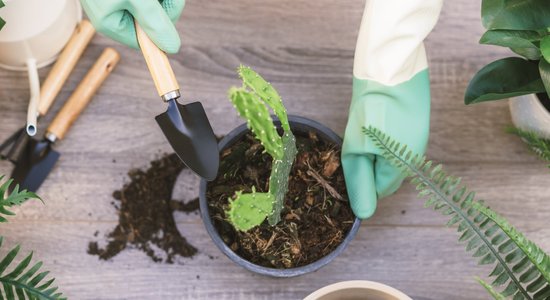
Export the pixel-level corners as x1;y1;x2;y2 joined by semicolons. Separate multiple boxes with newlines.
267;132;297;225
227;188;274;231
229;87;284;160
238;65;291;133
226;66;298;231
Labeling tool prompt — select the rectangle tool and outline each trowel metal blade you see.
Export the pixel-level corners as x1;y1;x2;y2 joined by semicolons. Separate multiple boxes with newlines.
155;99;219;181
10;138;60;192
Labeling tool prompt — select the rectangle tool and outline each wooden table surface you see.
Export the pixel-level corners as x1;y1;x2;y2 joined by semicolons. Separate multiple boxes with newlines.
1;1;549;299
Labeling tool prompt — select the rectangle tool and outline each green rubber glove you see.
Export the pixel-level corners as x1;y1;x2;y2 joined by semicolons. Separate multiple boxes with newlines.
342;71;431;219
80;0;185;53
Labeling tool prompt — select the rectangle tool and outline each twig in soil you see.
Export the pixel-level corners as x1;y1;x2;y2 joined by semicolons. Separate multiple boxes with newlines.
263;232;278;252
323;230;343;252
306;168;345;202
324;215;335;227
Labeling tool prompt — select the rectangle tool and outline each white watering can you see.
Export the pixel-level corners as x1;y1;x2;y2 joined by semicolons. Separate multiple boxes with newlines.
0;0;81;135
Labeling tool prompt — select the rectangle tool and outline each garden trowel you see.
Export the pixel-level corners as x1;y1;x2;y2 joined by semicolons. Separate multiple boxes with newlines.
10;48;120;192
135;22;219;181
0;20;95;163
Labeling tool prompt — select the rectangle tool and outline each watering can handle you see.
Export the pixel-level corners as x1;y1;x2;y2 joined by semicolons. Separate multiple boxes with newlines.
135;21;180;99
46;48;120;141
38;20;96;116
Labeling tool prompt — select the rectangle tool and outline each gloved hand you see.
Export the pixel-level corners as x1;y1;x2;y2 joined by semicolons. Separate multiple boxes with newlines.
80;0;185;53
342;0;443;219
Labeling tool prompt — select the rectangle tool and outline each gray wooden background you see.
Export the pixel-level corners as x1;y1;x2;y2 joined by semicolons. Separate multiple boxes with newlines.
1;1;549;299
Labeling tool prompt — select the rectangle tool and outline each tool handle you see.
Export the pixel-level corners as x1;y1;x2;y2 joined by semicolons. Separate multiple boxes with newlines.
46;48;120;141
38;20;96;116
135;22;180;98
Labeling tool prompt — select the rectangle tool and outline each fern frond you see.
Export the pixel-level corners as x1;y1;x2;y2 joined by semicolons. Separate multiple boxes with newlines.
507;127;550;168
363;126;550;300
0;176;41;222
477;277;506;300
0;237;65;300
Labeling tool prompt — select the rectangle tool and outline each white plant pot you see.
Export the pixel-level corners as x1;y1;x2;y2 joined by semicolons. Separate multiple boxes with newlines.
304;281;412;300
509;93;550;139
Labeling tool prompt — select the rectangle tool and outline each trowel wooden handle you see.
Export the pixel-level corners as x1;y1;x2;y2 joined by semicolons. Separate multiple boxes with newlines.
47;48;120;141
38;19;96;116
135;22;180;97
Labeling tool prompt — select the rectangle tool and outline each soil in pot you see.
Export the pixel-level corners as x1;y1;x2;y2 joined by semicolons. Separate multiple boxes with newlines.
88;153;199;263
206;131;355;269
537;93;550;112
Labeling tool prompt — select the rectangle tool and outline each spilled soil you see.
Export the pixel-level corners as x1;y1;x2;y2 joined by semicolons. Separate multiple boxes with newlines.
88;154;198;263
206;131;355;269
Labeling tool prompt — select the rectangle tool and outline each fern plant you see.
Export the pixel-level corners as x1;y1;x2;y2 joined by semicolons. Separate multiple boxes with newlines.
0;176;40;222
0;237;65;300
507;127;550;169
364;126;550;300
0;176;65;299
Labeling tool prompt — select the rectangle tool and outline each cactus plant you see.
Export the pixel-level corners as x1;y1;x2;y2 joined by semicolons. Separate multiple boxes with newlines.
226;66;297;231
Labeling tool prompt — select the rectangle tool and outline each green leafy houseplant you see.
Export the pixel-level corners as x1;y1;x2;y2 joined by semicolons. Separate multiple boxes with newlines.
225;66;298;231
364;127;550;300
0;176;65;300
0;0;5;31
465;0;550;104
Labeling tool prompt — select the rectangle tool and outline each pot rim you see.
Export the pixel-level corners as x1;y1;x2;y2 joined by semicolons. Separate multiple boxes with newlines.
303;280;412;300
199;115;361;278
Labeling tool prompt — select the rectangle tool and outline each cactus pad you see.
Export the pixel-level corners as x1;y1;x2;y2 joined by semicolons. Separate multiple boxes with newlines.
229;87;284;160
238;65;291;132
227;188;274;232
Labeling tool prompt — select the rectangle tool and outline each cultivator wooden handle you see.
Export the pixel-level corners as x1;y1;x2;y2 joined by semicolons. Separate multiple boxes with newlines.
46;48;120;141
135;22;180;98
38;20;96;116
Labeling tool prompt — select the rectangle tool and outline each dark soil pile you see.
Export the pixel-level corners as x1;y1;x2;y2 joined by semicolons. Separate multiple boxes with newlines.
88;154;198;263
206;131;354;269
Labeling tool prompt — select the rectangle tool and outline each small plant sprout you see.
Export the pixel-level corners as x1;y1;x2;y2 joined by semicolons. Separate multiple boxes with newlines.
226;66;297;231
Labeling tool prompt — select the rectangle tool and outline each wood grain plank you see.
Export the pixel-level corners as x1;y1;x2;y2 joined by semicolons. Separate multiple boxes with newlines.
0;222;510;300
0;46;539;163
1;159;549;231
0;0;548;299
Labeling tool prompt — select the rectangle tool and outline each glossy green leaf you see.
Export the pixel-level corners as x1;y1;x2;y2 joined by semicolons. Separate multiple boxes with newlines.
510;47;542;61
540;56;550;95
480;29;541;46
482;0;550;30
479;29;542;59
0;0;5;30
465;57;546;104
542;36;550;63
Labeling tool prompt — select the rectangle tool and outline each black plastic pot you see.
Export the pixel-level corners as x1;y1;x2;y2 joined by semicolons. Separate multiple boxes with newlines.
537;93;550;113
199;115;361;277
